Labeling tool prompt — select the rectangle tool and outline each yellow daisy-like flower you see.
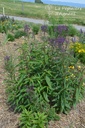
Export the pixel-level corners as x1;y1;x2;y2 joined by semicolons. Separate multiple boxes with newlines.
78;49;85;53
68;66;74;69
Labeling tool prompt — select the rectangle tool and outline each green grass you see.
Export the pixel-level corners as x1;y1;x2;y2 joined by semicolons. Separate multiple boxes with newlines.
0;0;85;25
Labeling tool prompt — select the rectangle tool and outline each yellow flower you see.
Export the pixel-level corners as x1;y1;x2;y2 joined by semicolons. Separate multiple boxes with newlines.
78;49;85;53
71;74;75;78
77;66;81;70
65;76;68;81
68;66;74;69
82;82;85;86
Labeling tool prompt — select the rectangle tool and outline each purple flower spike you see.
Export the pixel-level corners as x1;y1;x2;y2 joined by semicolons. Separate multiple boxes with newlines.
56;25;68;33
56;36;65;50
80;29;83;34
24;24;30;33
41;25;48;32
49;36;66;49
56;36;65;44
4;56;10;61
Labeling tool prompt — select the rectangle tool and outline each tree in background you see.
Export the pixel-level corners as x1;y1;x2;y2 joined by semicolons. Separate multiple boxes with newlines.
35;0;43;4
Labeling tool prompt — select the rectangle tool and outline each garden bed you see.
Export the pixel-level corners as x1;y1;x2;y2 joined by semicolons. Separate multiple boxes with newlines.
0;16;85;128
0;33;85;128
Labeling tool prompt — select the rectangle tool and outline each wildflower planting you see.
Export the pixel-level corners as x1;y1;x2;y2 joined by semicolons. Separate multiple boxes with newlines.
0;16;29;42
3;17;85;127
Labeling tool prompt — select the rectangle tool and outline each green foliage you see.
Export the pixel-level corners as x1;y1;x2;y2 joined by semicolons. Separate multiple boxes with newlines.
14;30;27;38
5;40;84;114
32;25;40;34
57;16;65;24
4;22;85;127
46;107;60;121
0;16;14;33
7;33;15;41
68;25;79;36
0;16;23;35
19;109;47;128
4;55;15;78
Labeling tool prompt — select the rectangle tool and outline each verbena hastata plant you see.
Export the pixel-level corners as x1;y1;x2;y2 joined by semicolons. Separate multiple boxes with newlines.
4;23;85;127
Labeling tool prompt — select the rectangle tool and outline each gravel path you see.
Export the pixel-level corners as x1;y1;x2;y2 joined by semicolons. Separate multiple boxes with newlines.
0;14;85;32
0;14;48;24
73;24;85;32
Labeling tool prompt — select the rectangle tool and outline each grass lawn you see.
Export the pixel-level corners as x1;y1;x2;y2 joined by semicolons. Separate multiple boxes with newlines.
0;0;85;25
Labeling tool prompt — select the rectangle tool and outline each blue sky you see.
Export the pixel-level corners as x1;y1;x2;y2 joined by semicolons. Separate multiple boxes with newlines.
50;0;85;4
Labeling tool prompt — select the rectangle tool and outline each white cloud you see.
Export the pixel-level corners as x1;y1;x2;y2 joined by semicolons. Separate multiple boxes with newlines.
50;0;85;4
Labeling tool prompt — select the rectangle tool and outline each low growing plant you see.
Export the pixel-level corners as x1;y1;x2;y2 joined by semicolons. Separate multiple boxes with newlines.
19;109;48;128
7;33;15;41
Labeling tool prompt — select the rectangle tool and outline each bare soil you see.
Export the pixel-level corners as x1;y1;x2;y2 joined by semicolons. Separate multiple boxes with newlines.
0;33;85;128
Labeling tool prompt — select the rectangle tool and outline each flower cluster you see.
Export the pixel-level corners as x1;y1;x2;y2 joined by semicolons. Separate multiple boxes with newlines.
49;36;66;52
54;25;68;34
70;42;85;63
68;65;74;69
41;25;48;32
71;42;85;53
78;49;85;53
4;56;10;61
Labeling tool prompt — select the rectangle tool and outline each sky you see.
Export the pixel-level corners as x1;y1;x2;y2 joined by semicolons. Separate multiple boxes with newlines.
50;0;85;4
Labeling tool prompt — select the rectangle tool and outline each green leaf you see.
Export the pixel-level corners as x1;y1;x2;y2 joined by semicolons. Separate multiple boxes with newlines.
43;92;49;102
45;55;48;64
76;88;80;102
45;76;52;89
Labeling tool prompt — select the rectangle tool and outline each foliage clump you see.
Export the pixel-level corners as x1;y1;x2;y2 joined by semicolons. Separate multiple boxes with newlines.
4;20;85;127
